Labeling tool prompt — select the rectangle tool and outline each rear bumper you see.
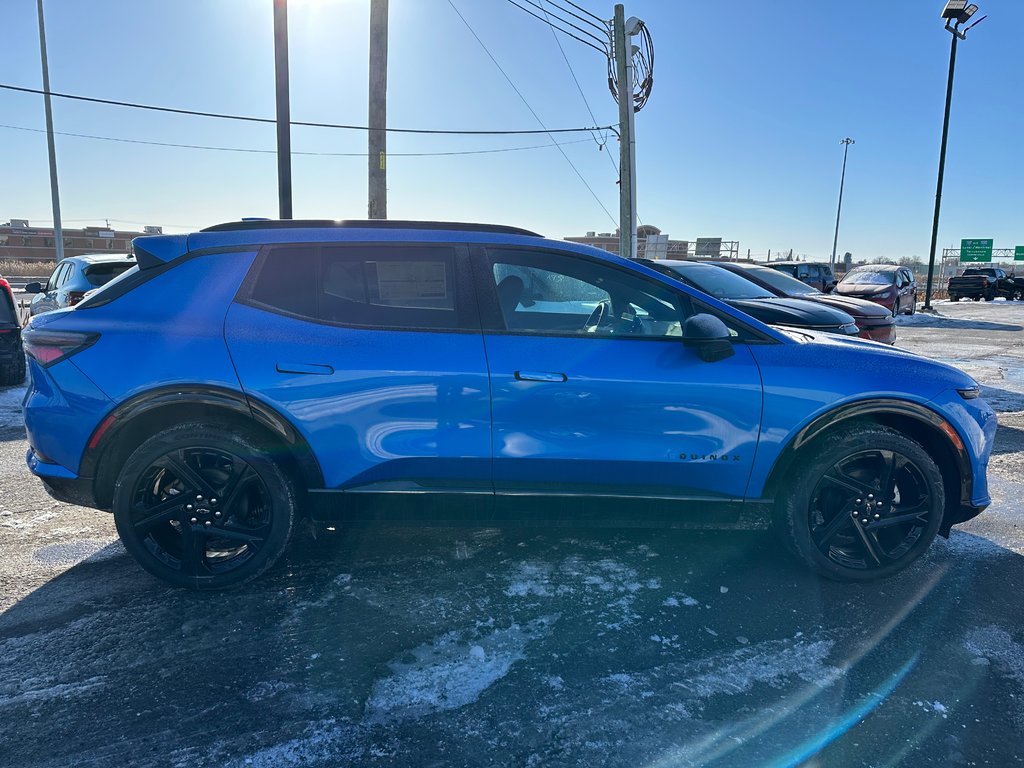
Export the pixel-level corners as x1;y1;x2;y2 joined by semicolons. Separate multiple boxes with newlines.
26;448;102;509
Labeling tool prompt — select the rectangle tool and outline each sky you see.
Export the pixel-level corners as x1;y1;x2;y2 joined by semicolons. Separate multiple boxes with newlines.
1;0;1022;261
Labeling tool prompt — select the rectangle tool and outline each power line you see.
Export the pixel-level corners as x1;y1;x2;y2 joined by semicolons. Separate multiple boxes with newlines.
541;0;608;33
0;123;597;158
556;0;606;25
503;0;608;53
448;0;616;227
538;0;619;181
0;83;614;136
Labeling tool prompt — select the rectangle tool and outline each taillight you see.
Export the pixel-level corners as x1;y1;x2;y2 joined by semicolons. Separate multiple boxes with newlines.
67;291;87;306
0;278;14;305
23;330;98;367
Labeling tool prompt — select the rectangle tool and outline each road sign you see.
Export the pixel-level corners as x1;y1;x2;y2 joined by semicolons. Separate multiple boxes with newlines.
1015;246;1024;261
960;238;993;262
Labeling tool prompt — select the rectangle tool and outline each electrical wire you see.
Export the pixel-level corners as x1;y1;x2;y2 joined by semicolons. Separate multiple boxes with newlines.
0;83;614;136
507;0;609;44
448;0;616;227
557;0;606;25
607;19;654;112
538;0;619;182
0;123;596;158
503;0;608;55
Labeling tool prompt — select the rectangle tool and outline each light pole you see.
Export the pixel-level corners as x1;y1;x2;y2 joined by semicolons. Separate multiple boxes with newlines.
923;1;986;310
830;137;854;270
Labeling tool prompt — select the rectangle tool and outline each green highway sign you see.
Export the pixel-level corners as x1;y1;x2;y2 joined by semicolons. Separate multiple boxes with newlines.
960;238;993;262
1016;246;1024;261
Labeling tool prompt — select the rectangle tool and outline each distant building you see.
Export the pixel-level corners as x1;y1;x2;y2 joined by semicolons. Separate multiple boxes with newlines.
565;225;739;260
0;219;158;261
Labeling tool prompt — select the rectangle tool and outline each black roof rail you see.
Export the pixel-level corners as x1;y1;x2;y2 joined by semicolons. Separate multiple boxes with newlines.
200;219;542;237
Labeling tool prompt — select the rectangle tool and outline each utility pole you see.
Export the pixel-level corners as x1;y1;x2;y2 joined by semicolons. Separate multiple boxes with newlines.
830;137;854;270
924;32;958;310
612;5;636;259
36;0;64;263
368;0;389;219
273;0;293;219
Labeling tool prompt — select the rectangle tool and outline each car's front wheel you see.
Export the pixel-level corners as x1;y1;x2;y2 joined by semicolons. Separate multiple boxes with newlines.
776;424;944;581
112;423;297;590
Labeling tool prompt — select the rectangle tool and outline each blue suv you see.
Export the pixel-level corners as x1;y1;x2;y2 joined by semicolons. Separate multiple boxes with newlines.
22;220;996;589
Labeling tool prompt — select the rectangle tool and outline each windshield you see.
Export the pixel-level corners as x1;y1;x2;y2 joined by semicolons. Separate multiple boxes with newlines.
742;265;820;296
842;270;893;285
666;264;775;300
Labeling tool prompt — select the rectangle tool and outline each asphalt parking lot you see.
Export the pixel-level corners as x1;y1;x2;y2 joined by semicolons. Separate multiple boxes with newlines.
1;300;1023;768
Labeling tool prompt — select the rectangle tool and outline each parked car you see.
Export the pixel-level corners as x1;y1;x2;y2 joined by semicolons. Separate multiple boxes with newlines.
948;267;1024;302
709;261;896;344
25;253;136;317
0;274;25;385
835;264;917;315
638;259;860;337
23;220;995;589
764;261;837;293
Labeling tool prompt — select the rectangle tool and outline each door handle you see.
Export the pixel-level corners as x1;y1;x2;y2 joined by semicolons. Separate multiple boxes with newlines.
276;362;334;375
514;370;567;383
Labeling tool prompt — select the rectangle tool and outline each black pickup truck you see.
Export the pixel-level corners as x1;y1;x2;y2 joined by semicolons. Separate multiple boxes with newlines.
948;267;1024;302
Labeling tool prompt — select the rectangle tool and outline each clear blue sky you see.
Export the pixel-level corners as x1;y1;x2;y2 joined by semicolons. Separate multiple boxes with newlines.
1;0;1021;260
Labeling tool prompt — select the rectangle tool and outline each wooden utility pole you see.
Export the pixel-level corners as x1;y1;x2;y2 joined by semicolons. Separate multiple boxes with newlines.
613;5;635;259
368;0;389;219
36;0;64;261
273;0;293;219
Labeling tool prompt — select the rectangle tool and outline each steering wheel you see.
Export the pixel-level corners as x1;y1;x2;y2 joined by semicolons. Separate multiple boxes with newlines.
584;300;645;335
583;300;611;333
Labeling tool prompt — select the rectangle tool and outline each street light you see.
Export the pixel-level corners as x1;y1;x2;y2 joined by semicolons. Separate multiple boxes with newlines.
923;1;987;310
830;137;854;271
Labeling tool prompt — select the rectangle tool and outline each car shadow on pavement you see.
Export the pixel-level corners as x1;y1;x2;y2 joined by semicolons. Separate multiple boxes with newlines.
1;524;1023;768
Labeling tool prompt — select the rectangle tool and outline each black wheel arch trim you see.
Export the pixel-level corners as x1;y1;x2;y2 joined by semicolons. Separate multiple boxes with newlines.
765;398;974;517
81;384;325;495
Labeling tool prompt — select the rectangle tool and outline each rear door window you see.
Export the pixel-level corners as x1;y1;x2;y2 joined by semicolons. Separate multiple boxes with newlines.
245;244;472;331
83;262;135;287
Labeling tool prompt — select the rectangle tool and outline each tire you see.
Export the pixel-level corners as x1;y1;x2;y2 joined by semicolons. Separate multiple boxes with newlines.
907;299;916;315
949;295;959;302
0;353;25;386
1012;289;1024;302
891;298;899;317
984;291;995;302
774;424;944;582
112;422;297;590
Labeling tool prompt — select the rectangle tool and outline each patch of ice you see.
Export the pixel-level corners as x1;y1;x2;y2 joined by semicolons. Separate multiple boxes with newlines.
1;676;106;706
963;626;1024;726
719;586;729;594
364;617;556;722
229;719;361;768
670;637;839;699
663;597;679;607
543;675;564;690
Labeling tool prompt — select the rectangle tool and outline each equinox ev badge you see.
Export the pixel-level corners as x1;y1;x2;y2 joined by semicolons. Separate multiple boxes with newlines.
680;453;742;462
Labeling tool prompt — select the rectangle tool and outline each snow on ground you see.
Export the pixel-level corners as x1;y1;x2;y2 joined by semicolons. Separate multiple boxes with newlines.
365;616;557;722
963;626;1024;728
0;384;25;435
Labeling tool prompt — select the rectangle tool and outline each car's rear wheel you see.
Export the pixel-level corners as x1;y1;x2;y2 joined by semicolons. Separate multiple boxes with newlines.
776;424;944;581
112;423;296;590
1012;289;1024;302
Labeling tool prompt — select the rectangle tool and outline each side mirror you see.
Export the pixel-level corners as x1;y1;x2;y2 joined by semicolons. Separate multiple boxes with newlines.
24;282;42;294
682;314;735;363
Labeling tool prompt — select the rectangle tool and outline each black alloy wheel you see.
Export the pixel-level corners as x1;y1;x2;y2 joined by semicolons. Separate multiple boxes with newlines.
113;423;296;589
777;424;944;581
